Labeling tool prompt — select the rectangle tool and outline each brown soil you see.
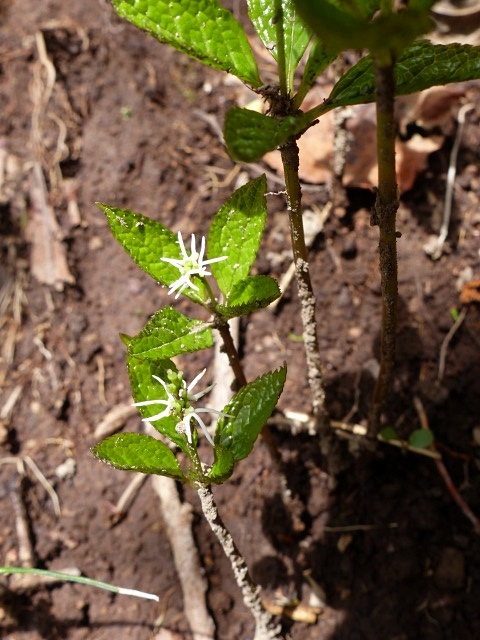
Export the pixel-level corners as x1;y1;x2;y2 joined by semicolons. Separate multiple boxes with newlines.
1;1;480;639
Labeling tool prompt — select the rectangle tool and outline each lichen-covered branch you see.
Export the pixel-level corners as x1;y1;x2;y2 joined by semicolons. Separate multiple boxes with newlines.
197;485;282;640
280;139;329;430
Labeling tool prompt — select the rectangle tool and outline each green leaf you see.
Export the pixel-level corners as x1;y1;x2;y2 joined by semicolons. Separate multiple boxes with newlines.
246;0;311;94
327;41;480;109
208;176;267;298
127;355;192;453
111;0;261;87
409;0;436;10
206;445;235;483
292;0;366;53
100;204;207;303
128;307;213;360
216;275;281;318
93;433;185;479
292;0;432;54
380;426;398;441
294;39;337;108
224;107;311;162
353;0;381;19
215;365;287;462
408;429;434;449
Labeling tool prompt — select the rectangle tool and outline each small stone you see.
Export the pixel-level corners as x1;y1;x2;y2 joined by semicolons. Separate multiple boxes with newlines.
88;236;103;251
55;457;77;480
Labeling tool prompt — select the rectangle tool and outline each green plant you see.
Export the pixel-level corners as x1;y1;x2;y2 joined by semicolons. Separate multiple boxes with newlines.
93;0;480;636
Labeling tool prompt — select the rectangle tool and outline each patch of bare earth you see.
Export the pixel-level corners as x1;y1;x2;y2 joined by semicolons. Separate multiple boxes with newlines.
1;1;480;639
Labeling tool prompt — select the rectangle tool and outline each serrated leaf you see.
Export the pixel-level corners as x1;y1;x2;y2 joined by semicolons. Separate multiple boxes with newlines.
294;39;337;108
246;0;311;94
128;307;213;360
93;433;185;479
127;356;192;453
224;107;311;163
215;365;287;462
112;0;261;87
206;445;235;483
216;275;281;318
208;176;267;297
100;204;207;303
408;429;434;449
326;41;480;109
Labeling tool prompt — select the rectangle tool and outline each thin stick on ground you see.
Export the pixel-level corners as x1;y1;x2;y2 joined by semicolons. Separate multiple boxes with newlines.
196;484;282;640
414;396;480;535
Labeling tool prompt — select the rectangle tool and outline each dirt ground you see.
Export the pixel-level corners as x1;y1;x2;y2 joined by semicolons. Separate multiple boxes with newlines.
1;1;480;638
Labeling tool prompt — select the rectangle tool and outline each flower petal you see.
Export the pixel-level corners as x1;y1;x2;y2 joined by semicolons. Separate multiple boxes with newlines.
187;368;207;393
190;412;214;445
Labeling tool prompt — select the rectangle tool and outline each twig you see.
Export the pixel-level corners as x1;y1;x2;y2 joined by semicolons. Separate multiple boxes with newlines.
24;455;61;518
280;139;329;430
0;385;23;420
8;476;35;568
109;472;147;526
321;522;398;533
368;52;399;435
414;396;480;535
269;411;441;459
424;103;475;260
437;306;468;381
196;485;282;640
96;354;107;406
151;476;216;640
93;402;137;439
269;204;330;311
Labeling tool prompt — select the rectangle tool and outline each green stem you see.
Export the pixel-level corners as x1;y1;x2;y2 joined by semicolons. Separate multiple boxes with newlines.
280;139;329;428
368;54;399;435
274;0;288;96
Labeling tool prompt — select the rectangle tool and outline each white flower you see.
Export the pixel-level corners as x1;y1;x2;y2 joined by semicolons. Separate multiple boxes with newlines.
132;368;230;446
131;374;175;421
161;231;227;299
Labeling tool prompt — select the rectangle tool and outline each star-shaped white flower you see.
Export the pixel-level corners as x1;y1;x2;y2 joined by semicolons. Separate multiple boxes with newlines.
132;368;230;446
161;232;227;299
131;374;175;421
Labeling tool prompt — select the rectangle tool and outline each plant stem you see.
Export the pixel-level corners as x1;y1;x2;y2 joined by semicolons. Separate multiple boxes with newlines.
274;0;288;97
368;54;399;434
197;485;282;640
214;318;247;387
213;316;290;495
280;139;329;429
